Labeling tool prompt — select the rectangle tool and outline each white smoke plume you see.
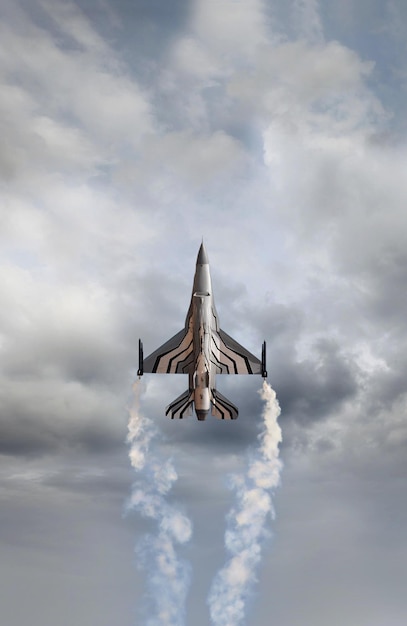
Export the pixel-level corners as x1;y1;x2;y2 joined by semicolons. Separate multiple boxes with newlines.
207;381;283;626
126;381;193;626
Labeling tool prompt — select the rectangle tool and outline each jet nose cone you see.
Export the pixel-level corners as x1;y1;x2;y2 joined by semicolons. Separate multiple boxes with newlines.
197;242;209;265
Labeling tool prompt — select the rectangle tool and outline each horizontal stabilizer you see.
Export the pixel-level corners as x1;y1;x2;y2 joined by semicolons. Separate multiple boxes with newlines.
165;389;193;419
211;389;238;420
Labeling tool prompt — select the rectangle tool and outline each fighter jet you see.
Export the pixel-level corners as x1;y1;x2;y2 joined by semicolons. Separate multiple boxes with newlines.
138;243;267;420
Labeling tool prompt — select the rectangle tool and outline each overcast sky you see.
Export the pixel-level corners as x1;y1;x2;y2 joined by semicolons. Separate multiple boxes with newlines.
1;1;407;625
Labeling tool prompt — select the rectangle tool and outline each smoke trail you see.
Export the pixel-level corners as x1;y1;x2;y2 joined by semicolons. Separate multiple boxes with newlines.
207;380;282;626
126;381;193;626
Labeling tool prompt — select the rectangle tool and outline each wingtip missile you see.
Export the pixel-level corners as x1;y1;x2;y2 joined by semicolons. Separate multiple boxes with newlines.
262;341;268;379
137;339;143;377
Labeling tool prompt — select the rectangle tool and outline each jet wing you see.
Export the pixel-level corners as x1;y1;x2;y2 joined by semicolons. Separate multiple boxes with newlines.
213;329;262;375
143;328;194;374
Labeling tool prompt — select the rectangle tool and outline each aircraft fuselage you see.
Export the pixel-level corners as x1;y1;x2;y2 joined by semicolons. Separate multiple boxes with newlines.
138;244;267;420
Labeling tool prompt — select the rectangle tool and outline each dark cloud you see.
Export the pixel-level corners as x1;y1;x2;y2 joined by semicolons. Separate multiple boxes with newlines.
0;372;129;458
359;248;407;327
0;407;126;458
77;0;192;73
274;338;359;423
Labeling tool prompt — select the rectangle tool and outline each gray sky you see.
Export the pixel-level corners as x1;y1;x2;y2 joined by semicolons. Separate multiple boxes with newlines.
1;0;407;624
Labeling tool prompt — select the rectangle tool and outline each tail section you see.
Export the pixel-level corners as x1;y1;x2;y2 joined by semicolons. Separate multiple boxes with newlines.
165;389;193;419
211;389;238;420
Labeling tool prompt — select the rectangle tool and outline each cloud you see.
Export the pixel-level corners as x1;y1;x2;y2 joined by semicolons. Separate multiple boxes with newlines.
1;2;407;624
0;0;151;186
190;0;268;62
1;0;403;470
0;376;126;457
274;338;359;423
291;0;324;42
